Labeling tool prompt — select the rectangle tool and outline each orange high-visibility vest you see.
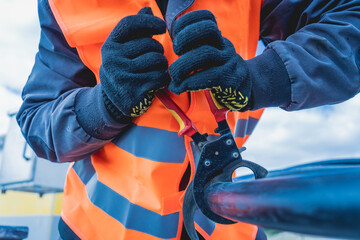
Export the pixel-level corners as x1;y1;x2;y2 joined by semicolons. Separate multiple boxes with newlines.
49;0;264;239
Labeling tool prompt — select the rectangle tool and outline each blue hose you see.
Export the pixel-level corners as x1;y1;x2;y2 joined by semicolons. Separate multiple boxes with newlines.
204;158;360;239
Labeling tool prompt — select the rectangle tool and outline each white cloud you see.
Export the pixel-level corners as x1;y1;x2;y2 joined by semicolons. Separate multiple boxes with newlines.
0;0;39;134
242;94;360;170
0;0;40;91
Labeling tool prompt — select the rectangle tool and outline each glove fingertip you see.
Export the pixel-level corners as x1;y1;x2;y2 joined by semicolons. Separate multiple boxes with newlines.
173;10;216;37
138;6;153;15
153;19;167;35
168;84;182;95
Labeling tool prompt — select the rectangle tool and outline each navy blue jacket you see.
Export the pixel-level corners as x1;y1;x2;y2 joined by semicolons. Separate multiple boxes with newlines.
17;0;360;162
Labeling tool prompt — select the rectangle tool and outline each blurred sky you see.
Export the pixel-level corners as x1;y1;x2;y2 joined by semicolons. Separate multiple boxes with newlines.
1;0;359;170
0;0;39;133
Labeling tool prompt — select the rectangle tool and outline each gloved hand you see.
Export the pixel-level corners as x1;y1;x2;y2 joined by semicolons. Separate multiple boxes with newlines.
100;7;170;121
169;10;251;111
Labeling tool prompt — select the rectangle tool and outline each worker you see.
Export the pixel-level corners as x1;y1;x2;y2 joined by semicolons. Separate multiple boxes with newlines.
17;0;360;239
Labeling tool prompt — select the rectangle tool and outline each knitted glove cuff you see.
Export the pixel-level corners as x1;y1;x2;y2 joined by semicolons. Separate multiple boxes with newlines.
102;90;133;123
246;48;291;111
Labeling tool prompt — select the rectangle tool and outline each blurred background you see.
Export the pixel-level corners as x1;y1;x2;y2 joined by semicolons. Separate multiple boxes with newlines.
0;0;359;239
0;1;67;239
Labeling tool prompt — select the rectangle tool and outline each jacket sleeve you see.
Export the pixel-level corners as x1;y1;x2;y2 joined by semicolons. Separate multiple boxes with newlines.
16;0;130;163
249;0;360;111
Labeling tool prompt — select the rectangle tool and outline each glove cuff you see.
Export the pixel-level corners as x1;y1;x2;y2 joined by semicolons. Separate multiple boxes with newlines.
102;89;133;123
74;85;132;140
246;48;291;110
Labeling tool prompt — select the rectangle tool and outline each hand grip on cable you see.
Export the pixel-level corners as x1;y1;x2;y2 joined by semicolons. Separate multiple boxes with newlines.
168;10;252;112
100;7;170;121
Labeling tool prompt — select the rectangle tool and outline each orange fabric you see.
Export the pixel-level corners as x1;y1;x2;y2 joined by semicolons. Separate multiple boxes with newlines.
186;91;221;135
210;222;259;240
49;0;264;239
235;136;248;148
194;222;258;240
49;0;153;47
62;168;180;240
193;218;258;240
92;142;184;215
134;97;190;132
249;108;265;119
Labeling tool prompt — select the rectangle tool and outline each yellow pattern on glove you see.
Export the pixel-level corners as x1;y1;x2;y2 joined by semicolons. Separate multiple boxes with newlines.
131;90;155;117
211;86;248;111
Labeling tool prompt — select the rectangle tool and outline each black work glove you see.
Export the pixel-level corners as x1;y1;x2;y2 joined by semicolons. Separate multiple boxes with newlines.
169;10;251;111
100;7;170;121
